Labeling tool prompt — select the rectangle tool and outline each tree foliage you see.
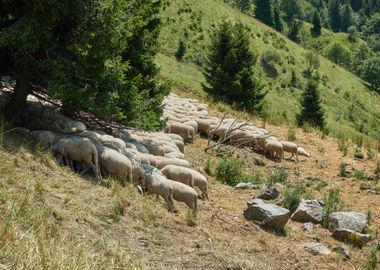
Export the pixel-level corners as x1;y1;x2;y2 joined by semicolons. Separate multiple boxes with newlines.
325;42;351;68
0;0;167;130
202;20;266;114
288;20;303;43
328;0;341;32
255;0;274;26
304;51;320;77
311;11;322;36
297;80;325;129
361;56;380;91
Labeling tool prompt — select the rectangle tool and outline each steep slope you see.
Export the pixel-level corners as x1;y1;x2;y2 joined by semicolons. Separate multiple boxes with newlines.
157;0;380;145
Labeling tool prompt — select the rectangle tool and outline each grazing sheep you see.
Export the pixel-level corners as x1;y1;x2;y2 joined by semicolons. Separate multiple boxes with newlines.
52;138;101;179
154;157;191;169
164;122;195;143
144;173;175;212
280;141;299;162
264;140;283;161
297;147;311;158
164;133;184;142
97;146;133;185
142;141;165;156
99;135;126;151
182;119;198;134
161;165;209;200
161;165;194;188
131;163;145;186
173;139;185;153
33;130;56;147
167;179;198;213
164;152;185;159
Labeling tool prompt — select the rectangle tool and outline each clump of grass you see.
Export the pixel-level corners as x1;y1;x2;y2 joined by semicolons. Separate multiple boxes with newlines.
281;184;314;212
204;157;213;176
339;163;347;177
267;168;288;186
244;172;265;185
185;209;197;227
354;147;364;159
375;161;380;176
367;147;375;160
111;184;130;221
365;245;378;270
215;157;242;186
322;188;344;228
287;127;296;141
353;170;367;180
338;138;348;156
367;208;372;226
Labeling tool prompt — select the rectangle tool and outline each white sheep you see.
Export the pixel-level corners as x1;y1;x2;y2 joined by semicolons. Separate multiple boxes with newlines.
167;179;198;213
144;173;175;212
97;146;133;185
33;130;56;147
161;165;194;188
280;141;299;162
164;152;185;159
264;140;283;161
297;147;311;158
164;122;195;143
154;157;191;169
52;138;101;179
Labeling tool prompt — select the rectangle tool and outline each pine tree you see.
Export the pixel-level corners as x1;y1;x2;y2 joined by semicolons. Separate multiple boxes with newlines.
175;40;186;61
273;6;285;32
297;81;325;129
255;0;274;26
311;11;322;36
341;4;354;32
288;20;302;43
351;0;363;12
281;0;304;22
236;0;252;13
329;0;341;32
203;21;266;114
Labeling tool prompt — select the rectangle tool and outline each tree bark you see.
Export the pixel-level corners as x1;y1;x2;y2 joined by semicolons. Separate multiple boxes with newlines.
4;76;31;120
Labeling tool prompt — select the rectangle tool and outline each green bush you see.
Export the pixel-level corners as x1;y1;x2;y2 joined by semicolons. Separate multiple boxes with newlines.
175;40;187;61
215;157;242;186
322;188;344;228
353;170;367;180
267;168;288;186
282;184;314;212
244;172;265;185
260;51;282;78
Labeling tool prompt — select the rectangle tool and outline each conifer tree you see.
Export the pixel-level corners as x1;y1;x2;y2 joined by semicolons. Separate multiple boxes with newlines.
203;21;266;114
297;81;325;129
341;4;354;32
288;20;302;43
273;6;285;32
311;11;322;36
255;0;274;26
329;0;341;32
175;40;186;61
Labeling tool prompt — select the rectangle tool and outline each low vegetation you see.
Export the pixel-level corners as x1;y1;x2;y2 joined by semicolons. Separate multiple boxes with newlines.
281;184;314;212
322;188;344;228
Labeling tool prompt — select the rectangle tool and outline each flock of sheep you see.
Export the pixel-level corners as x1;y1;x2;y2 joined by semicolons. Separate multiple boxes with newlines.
32;93;311;214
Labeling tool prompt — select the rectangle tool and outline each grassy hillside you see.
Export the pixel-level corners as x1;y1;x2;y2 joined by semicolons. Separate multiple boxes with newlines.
157;0;380;146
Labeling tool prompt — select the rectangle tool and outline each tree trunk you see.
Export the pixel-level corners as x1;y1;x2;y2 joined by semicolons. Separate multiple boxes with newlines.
4;77;31;120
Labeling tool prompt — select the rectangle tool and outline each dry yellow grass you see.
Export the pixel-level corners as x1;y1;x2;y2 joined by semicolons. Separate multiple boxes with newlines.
0;114;379;269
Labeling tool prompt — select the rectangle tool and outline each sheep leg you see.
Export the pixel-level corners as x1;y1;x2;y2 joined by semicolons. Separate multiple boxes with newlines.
295;153;299;163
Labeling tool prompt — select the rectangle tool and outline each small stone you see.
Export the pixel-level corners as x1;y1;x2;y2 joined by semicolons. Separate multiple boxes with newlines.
332;229;371;247
316;159;327;168
244;199;290;230
255;187;279;200
291;200;323;224
235;182;257;190
333;246;350;260
301;222;315;232
304;242;331;255
360;183;371;190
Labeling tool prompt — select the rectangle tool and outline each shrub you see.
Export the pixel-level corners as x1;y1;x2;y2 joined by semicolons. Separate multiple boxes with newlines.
175;40;186;61
282;184;314;212
204;158;213;176
353;170;367;180
267;168;288;186
338;138;348;156
354;147;364;159
322;188;344;228
339;163;347;177
260;51;282;78
215;157;242;186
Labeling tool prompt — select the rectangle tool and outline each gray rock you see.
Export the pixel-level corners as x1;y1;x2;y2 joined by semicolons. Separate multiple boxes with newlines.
235;182;258;190
360;183;371;190
291;199;323;224
332;229;371;247
255;187;279;200
244;199;290;230
304;243;331;255
301;222;315;232
333;246;350;260
328;212;367;233
316;159;327;168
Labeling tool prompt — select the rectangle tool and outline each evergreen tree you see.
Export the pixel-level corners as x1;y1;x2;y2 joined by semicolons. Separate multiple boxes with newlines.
281;0;304;22
351;0;363;12
311;11;322;36
288;20;303;43
329;0;341;32
341;4;354;32
320;6;331;29
0;0;167;129
273;6;285;32
175;40;186;61
236;0;252;13
203;21;266;114
297;80;325;129
255;0;274;26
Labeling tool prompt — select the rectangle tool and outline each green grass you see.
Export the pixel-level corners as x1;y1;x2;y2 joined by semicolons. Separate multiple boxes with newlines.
157;0;380;143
